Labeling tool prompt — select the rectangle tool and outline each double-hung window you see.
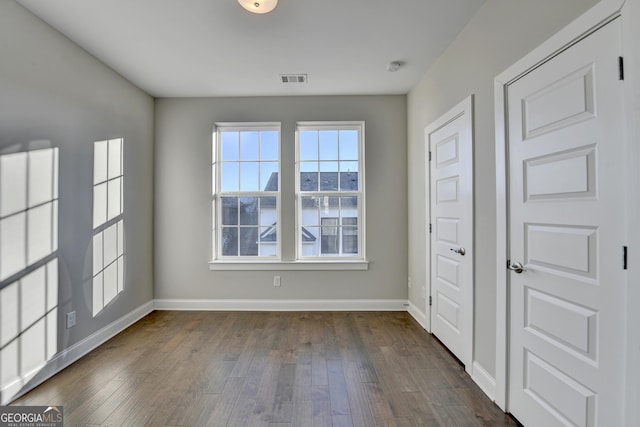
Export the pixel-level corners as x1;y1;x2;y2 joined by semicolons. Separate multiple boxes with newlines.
296;122;365;259
212;123;280;259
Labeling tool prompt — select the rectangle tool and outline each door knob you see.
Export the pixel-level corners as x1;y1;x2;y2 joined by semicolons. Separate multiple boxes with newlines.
507;260;524;274
450;247;466;256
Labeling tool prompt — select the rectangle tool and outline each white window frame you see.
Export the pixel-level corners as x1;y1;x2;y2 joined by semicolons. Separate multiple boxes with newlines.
295;121;366;261
211;122;282;261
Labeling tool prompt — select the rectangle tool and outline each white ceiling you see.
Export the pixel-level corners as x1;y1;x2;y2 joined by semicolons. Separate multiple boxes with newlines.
17;0;486;98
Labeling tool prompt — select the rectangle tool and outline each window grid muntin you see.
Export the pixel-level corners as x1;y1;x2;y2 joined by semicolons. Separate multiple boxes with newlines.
296;122;365;260
213;123;281;260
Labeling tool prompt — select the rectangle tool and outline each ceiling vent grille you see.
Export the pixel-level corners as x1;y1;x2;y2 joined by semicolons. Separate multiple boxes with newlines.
280;74;307;84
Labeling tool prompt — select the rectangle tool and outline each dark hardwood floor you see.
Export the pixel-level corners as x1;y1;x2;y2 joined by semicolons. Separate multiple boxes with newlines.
13;311;519;426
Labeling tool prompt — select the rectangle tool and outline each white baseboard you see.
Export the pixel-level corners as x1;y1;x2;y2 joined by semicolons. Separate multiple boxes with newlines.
471;361;497;402
407;301;430;332
154;298;408;312
2;300;154;405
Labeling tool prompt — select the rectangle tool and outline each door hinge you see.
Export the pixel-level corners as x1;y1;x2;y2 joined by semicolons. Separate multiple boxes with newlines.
623;246;628;270
429;296;432;306
619;56;624;80
429;223;432;233
429;151;432;161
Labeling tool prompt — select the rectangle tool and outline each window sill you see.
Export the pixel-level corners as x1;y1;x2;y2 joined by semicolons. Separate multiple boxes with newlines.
208;260;369;271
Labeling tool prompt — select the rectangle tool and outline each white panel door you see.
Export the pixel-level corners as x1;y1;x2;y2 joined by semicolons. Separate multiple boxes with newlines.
427;96;473;370
507;20;626;427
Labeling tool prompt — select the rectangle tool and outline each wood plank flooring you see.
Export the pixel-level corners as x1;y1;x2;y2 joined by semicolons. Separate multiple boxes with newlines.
12;311;519;426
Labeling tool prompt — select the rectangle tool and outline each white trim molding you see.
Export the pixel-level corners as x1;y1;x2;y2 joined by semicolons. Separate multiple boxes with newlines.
407;301;430;332
494;0;626;413
154;298;407;312
2;301;154;405
209;260;369;271
471;361;497;403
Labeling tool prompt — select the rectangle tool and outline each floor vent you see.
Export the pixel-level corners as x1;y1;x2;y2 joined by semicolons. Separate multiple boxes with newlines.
280;74;307;84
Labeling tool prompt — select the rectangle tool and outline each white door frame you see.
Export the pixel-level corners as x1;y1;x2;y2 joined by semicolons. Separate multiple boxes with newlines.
493;0;632;414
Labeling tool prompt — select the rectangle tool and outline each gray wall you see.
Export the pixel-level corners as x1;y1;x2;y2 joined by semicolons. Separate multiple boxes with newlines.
154;96;407;300
0;0;154;357
407;0;599;377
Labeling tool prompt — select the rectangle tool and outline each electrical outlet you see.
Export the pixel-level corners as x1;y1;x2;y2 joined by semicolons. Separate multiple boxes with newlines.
408;276;412;289
66;311;76;329
273;275;281;287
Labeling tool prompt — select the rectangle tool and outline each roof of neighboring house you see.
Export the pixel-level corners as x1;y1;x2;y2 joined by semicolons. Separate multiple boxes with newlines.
220;172;358;211
260;223;316;242
264;172;357;192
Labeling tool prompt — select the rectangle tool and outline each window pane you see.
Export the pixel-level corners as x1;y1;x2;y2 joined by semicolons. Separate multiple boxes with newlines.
340;170;358;191
320;172;338;191
339;130;359;160
319;197;340;217
320;161;338;172
259;197;277;225
260;162;278;191
239;197;258;225
221;197;238;225
240;162;259;192
299;131;318;161
239;227;259;256
342;217;358;254
340;161;358;173
319;162;338;191
240;132;259;161
319;131;338;160
221;132;239;161
222;227;238;256
220;163;239;192
300;167;318;191
260;131;278;161
302;226;319;257
321;217;339;254
301;197;319;226
259;228;277;256
340;196;358;210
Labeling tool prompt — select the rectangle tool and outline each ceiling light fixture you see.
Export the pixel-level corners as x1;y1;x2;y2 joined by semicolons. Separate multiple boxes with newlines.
238;0;278;14
387;61;404;72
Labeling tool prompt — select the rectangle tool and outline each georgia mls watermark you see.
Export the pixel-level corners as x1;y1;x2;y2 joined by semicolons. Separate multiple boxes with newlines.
0;406;63;427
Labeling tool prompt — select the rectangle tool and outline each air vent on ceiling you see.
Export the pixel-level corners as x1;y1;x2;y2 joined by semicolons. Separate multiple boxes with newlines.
280;74;307;84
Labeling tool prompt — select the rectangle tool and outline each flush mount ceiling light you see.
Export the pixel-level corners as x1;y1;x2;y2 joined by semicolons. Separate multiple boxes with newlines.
386;61;404;72
238;0;278;14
